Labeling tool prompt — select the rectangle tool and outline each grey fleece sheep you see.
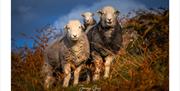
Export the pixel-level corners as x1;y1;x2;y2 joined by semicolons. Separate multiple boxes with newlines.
81;12;96;34
43;20;90;88
87;6;123;81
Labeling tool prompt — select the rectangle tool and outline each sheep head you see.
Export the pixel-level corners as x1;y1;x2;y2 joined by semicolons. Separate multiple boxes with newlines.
97;6;120;28
81;12;95;25
64;20;85;41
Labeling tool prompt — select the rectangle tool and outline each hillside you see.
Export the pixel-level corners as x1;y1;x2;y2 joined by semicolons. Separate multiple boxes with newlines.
11;8;169;91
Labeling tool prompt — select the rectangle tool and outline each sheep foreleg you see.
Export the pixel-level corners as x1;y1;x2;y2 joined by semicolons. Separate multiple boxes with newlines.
73;65;82;86
63;63;71;87
104;55;114;79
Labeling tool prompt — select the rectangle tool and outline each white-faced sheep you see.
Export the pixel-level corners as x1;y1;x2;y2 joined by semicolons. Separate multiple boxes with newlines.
81;12;96;34
43;20;90;88
87;6;123;81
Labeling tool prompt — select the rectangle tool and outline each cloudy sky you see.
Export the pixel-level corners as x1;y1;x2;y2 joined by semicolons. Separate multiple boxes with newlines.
12;0;169;48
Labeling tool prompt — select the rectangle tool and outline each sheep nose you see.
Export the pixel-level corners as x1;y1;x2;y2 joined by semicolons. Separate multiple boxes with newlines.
86;20;89;22
73;35;77;38
107;18;112;22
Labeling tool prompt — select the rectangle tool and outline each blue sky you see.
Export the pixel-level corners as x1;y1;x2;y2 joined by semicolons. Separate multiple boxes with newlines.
11;0;169;48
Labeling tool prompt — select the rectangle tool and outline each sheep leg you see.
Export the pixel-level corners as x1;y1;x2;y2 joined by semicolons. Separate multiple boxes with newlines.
43;62;55;89
104;55;114;79
44;74;54;89
63;63;71;87
86;68;91;83
93;59;103;81
91;52;103;81
73;65;82;86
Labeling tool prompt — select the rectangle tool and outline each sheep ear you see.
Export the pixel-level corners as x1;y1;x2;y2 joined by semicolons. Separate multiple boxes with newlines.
115;10;120;16
64;25;68;30
97;10;103;15
81;14;85;17
91;13;94;16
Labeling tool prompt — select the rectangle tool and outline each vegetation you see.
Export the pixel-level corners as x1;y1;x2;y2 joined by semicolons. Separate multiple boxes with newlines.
12;8;169;91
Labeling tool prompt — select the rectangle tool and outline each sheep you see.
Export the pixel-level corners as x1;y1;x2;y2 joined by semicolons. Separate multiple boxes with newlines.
87;6;123;81
81;12;96;34
43;20;90;88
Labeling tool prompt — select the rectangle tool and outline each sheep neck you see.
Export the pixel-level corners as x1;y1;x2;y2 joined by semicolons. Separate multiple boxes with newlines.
65;35;85;64
96;22;122;49
98;22;119;34
65;35;83;54
66;36;79;46
84;19;96;28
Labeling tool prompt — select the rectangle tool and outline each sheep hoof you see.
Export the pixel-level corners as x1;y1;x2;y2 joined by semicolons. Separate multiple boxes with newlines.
93;75;100;81
103;75;109;79
86;77;90;84
63;85;68;88
73;83;78;86
44;84;49;90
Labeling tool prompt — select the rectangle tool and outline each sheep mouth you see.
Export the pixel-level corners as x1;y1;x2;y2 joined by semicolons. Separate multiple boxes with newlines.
106;21;114;26
85;20;90;24
105;23;114;28
70;37;79;41
106;21;112;24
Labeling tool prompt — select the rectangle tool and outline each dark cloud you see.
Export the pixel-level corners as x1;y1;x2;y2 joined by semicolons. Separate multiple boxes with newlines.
12;0;95;39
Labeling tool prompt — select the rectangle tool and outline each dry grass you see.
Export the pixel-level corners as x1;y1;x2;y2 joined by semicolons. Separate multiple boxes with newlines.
11;8;169;91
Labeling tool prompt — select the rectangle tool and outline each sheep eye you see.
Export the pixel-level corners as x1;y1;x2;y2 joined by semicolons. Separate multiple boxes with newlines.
79;26;81;29
67;27;70;30
101;12;104;15
114;11;120;15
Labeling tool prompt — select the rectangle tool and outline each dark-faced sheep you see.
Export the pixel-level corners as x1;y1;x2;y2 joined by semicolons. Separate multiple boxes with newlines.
43;20;90;88
81;12;96;34
87;6;122;81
